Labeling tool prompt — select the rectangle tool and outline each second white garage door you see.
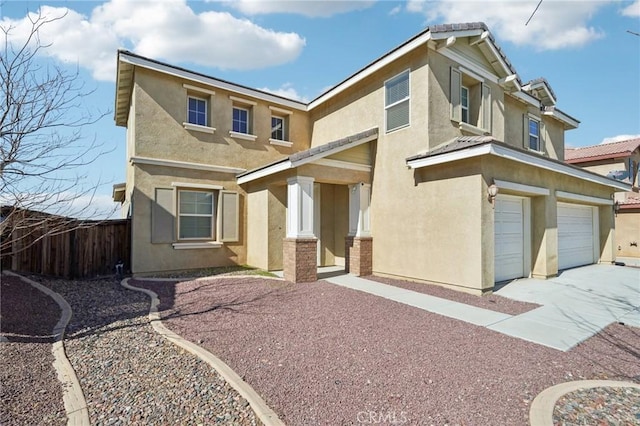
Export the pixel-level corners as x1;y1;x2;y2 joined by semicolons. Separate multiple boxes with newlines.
558;203;597;270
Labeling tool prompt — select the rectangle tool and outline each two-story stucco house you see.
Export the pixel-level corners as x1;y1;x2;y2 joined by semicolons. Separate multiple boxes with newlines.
113;22;630;294
565;138;640;260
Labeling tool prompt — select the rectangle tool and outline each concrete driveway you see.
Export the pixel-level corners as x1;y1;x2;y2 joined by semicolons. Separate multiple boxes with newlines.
493;264;640;351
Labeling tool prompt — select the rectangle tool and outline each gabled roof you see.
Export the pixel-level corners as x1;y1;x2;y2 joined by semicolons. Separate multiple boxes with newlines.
237;128;378;184
406;136;631;192
565;138;640;164
522;78;557;106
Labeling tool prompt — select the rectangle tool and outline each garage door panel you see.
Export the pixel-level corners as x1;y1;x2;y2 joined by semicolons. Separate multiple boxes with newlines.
558;203;596;270
495;197;525;282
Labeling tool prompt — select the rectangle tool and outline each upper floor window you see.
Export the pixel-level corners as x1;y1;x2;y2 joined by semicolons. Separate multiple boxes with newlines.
271;116;286;140
232;107;250;134
188;97;207;126
385;70;410;132
178;190;214;240
528;118;540;151
450;67;491;133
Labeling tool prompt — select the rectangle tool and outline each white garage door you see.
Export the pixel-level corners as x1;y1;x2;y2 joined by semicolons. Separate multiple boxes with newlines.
558;203;596;270
495;196;525;282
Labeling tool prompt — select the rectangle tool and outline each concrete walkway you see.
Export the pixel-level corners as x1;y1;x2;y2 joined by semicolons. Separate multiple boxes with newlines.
321;264;639;351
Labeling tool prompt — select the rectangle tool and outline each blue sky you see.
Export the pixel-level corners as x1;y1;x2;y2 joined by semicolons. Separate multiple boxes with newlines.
2;0;639;218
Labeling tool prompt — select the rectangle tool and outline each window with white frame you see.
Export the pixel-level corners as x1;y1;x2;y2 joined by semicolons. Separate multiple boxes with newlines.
232;107;250;134
271;115;286;141
187;97;207;127
178;190;214;240
450;67;491;133
528;117;541;151
385;70;410;132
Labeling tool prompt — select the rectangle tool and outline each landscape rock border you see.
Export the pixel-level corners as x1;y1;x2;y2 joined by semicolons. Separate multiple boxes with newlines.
123;276;285;426
3;271;90;425
529;379;640;426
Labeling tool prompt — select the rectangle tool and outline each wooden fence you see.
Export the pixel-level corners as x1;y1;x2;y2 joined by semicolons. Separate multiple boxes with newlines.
4;219;131;279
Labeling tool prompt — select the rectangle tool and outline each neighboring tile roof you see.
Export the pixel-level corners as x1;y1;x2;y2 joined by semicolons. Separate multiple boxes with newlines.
565;138;640;163
620;196;640;209
406;136;499;161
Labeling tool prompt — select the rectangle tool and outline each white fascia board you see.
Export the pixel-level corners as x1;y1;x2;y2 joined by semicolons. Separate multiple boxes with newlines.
308;33;433;110
119;53;306;111
429;29;484;40
509;91;541;108
408;144;632;191
493;179;550;196
407;144;493;169
480;39;513;78
236;160;292;185
555;190;613;206
542;110;579;129
489;145;631;191
437;48;499;84
130;156;245;174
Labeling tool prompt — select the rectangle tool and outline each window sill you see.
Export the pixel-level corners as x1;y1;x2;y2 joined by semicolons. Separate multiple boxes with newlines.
229;131;258;141
459;121;489;136
183;122;216;134
269;138;293;147
527;148;546;156
172;241;223;250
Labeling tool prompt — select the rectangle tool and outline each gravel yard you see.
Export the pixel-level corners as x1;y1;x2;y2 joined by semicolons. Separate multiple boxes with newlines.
34;277;261;426
135;276;640;426
0;275;66;425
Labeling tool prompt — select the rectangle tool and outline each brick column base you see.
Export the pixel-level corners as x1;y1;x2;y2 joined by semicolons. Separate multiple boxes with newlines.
283;238;317;283
345;236;373;276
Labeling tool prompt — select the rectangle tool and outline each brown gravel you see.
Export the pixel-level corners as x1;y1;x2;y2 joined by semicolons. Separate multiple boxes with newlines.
0;275;66;425
366;275;540;316
133;276;640;426
554;386;640;425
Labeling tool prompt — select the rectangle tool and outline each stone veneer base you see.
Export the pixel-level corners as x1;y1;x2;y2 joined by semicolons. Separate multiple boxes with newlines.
345;236;373;276
283;238;318;283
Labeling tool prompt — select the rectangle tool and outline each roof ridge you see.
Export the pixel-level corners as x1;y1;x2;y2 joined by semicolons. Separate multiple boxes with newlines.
571;137;640;150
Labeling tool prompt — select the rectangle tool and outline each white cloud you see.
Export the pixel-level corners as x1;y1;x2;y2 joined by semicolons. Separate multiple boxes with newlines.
389;5;402;16
1;0;306;82
600;134;640;144
259;83;309;102
406;0;609;50
621;1;640;17
227;0;375;17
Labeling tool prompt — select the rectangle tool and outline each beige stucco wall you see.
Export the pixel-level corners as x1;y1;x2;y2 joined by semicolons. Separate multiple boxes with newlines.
130;163;246;274
616;208;640;258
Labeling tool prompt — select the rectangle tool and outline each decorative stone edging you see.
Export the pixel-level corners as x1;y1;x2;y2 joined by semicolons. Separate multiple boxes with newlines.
529;380;640;426
3;271;90;426
122;277;285;426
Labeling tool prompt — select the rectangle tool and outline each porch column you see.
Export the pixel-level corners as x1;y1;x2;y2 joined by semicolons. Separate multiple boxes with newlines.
283;176;317;283
345;183;372;276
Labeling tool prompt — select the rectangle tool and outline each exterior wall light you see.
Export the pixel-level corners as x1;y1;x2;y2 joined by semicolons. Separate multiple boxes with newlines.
614;200;620;217
487;183;499;207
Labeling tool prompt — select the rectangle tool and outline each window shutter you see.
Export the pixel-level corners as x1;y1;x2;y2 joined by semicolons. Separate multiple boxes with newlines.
539;120;546;154
523;114;529;149
450;67;462;122
481;83;492;131
152;188;175;243
219;191;239;242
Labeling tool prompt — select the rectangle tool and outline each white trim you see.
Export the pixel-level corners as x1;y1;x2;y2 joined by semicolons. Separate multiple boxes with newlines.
186;95;209;127
292;130;377;168
119;53;306;111
555;191;613;206
172;242;223;250
523;197;532;278
130;156;245;174
314;183;321;265
183;122;215;134
229;131;258;141
459;66;485;83
269;106;293;115
592;207;600;263
493;179;550;196
314;158;372;172
437;36;456;50
183;83;215;96
437;48;499;84
171;182;224;190
229;95;257;106
269;139;293;147
308;32;433;110
542;109;579;129
237;160;291;185
469;31;489;46
459;121;488;136
384;69;411;133
430;29;484;41
509;91;541;108
406;144;632;191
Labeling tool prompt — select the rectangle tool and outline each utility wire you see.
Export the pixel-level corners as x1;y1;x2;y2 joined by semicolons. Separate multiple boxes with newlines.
526;0;544;26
